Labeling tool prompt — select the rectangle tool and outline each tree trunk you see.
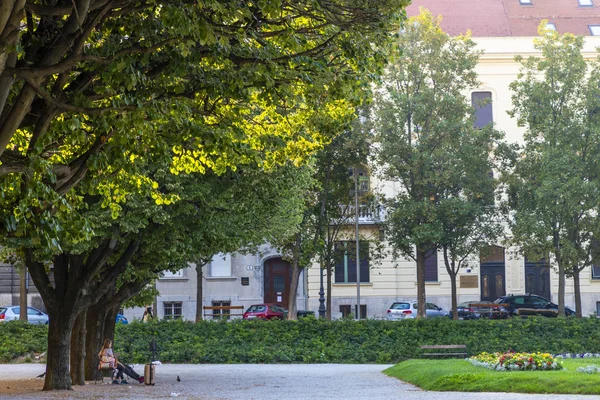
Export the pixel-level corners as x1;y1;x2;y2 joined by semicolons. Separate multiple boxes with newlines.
84;301;105;381
416;249;427;318
19;265;27;322
287;259;301;321
44;310;76;390
326;263;332;320
195;263;203;322
573;269;582;318
70;310;87;386
557;261;566;317
442;247;459;320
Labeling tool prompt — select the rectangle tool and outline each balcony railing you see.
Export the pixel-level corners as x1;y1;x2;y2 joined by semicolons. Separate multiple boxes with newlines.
336;204;385;225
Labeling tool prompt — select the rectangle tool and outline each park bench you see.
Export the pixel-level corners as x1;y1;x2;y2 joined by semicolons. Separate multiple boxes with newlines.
420;344;468;358
202;305;244;320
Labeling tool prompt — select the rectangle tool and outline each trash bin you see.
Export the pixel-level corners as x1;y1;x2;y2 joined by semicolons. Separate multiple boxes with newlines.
297;310;315;318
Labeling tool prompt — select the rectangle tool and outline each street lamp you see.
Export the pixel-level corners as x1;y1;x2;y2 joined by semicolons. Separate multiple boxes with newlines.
318;265;326;318
354;167;361;320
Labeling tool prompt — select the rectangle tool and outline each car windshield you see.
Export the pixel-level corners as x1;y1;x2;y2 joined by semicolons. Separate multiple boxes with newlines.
0;307;6;313
390;303;410;310
246;305;266;312
493;298;505;304
458;302;472;308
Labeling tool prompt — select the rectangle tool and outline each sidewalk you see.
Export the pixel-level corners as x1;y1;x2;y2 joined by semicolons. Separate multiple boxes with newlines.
0;364;598;400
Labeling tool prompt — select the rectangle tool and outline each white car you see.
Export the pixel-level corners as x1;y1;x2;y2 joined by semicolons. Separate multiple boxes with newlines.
0;306;49;324
387;301;447;320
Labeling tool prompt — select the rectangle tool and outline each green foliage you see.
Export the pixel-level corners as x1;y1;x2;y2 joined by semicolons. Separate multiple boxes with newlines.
385;358;600;394
0;322;48;362
6;317;600;364
505;22;600;316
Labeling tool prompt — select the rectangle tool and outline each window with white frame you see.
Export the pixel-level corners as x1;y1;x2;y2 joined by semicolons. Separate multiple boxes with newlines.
590;25;600;36
209;253;232;277
519;0;532;4
579;0;593;6
160;270;184;279
592;264;600;279
546;22;557;31
163;302;183;319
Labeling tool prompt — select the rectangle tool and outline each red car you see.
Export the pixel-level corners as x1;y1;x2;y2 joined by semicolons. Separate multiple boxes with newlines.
243;304;288;320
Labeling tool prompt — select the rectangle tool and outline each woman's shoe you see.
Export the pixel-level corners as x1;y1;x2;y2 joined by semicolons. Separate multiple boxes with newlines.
112;380;120;385
138;376;144;384
121;380;128;384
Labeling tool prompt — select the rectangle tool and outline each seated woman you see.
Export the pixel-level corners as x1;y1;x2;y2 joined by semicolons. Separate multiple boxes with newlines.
98;338;144;384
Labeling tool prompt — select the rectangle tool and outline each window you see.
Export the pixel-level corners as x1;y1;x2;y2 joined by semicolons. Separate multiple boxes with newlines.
546;22;557;31
209;253;231;277
472;92;493;128
211;300;230;319
339;304;366;318
424;249;438;282
579;0;593;6
590;25;600;36
596;302;600;317
334;241;370;283
480;246;505;264
160;270;184;279
592;264;600;279
163;302;182;319
519;0;532;4
241;277;249;286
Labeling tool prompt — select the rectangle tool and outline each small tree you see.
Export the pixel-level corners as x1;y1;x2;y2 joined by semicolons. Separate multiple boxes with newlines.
507;23;600;317
374;9;483;318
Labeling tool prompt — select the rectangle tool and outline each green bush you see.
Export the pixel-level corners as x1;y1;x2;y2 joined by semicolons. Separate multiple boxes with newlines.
0;321;48;362
4;317;600;364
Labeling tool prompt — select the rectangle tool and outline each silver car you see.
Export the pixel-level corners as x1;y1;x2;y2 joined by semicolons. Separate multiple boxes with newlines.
0;306;49;324
387;301;446;320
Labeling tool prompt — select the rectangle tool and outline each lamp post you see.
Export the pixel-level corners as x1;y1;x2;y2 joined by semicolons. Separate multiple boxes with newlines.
318;265;326;318
354;167;361;320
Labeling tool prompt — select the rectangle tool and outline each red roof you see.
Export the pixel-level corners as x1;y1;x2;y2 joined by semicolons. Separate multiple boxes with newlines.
406;0;600;36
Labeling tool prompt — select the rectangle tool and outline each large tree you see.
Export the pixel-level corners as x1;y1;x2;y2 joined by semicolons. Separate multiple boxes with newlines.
506;24;600;317
0;0;409;390
373;9;483;318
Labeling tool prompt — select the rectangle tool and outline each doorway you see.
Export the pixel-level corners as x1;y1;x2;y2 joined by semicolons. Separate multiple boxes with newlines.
263;257;291;309
480;246;506;302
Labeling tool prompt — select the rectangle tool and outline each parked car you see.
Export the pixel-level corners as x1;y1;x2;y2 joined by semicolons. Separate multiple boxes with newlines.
243;304;288;320
116;313;128;324
447;301;480;320
387;301;446;320
493;294;576;317
0;306;49;324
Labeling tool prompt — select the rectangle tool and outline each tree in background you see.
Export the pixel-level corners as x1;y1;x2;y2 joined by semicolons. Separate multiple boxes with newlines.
374;9;484;318
506;24;600;317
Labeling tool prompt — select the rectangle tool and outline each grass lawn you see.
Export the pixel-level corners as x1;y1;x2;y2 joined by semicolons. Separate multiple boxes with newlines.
384;358;600;394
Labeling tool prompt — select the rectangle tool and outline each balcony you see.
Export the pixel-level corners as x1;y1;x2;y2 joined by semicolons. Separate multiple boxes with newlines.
337;204;385;225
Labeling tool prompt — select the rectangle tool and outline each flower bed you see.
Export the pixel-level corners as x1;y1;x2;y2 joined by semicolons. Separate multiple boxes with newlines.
468;351;563;371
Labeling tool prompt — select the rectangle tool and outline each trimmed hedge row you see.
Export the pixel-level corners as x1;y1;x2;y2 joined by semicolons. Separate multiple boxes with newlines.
0;321;48;362
3;317;600;363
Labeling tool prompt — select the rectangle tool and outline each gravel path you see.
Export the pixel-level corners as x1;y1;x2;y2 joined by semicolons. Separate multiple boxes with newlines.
0;364;598;400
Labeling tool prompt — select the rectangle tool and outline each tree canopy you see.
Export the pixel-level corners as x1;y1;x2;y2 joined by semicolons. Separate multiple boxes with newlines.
506;23;600;317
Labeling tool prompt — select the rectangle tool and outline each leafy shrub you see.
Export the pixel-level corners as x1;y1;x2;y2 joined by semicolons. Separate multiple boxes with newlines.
5;316;600;364
0;321;48;362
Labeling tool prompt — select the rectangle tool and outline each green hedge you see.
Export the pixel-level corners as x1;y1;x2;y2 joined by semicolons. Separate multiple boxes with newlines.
0;321;48;362
3;317;600;363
